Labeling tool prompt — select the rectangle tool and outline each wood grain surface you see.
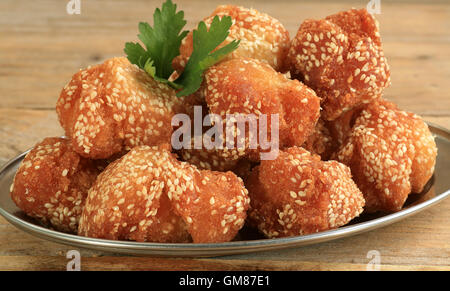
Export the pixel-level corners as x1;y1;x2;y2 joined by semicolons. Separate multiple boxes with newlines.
0;0;449;271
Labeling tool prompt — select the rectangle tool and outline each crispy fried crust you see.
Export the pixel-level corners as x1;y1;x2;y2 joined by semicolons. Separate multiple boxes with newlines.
288;9;390;120
10;137;100;233
179;145;255;182
179;144;240;172
200;58;320;161
302;118;335;160
78;145;191;242
171;165;249;243
246;147;365;238
56;57;186;159
324;105;364;148
78;145;250;243
334;99;437;213
173;5;290;72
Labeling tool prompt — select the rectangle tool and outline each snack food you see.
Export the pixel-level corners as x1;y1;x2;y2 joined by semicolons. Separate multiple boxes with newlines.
10;137;100;233
334;99;437;212
174;5;290;73
199;57;321;162
7;2;440;245
246;147;365;238
78;145;250;243
288;8;390;120
56;57;187;159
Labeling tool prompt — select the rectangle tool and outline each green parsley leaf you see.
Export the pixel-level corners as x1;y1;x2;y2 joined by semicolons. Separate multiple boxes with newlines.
174;16;240;97
124;0;188;79
143;58;156;78
124;42;152;69
143;58;183;89
124;0;239;97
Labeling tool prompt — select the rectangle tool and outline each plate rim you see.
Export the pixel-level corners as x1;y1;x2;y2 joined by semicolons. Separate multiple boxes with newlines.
0;123;449;256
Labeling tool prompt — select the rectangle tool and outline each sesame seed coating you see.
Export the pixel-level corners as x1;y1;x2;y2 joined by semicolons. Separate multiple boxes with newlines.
173;163;250;242
288;9;390;120
78;145;191;242
179;138;254;173
180;144;241;172
78;145;249;243
173;5;290;73
10;137;101;233
56;57;186;159
246;147;365;238
179;142;255;181
334;99;437;212
200;57;321;162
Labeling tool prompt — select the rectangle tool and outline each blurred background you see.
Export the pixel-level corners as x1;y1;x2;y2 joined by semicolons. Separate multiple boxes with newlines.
0;0;449;163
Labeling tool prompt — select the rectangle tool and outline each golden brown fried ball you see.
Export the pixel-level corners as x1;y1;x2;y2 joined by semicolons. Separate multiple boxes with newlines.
56;57;187;159
172;164;249;243
288;9;390;120
173;5;290;73
334;99;437;213
10;137;100;233
246;147;365;238
200;58;321;162
78;145;190;242
78;145;250;243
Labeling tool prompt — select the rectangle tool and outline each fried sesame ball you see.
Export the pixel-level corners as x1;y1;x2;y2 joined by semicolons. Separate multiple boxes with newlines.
78;145;191;242
170;162;250;243
334;99;437;213
56;57;186;159
201;58;321;162
288;8;390;120
78;145;250;243
246;147;365;238
173;5;290;73
10;137;100;233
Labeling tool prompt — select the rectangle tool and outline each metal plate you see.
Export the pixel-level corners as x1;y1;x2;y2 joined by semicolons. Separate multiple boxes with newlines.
0;123;449;257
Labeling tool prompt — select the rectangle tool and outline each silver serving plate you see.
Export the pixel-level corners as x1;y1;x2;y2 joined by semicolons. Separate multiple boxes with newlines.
0;124;449;257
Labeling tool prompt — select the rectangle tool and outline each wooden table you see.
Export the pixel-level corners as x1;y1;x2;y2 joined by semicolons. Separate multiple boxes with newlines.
0;0;449;271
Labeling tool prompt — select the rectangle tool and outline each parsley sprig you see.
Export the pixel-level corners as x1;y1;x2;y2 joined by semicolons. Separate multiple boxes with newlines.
124;0;240;97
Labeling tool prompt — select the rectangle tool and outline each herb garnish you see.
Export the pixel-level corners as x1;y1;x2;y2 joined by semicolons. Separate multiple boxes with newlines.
124;0;239;97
